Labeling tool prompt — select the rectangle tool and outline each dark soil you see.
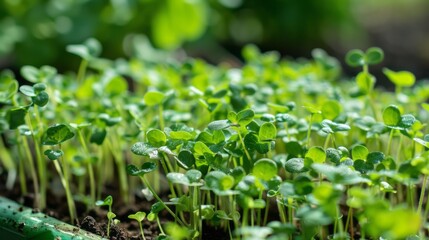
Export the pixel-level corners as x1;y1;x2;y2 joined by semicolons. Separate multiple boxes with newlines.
0;172;228;239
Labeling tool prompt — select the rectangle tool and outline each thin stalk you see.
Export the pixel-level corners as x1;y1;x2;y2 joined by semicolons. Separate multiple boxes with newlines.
263;197;270;226
236;129;252;163
21;135;40;208
18;154;27;194
0;137;16;189
386;129;394;157
106;136;129;204
336;206;344;237
417;175;428;213
53;154;77;224
141;175;187;226
256;191;263;226
395;134;403;161
242;208;249;227
160;153;177;198
158;104;165;130
306;114;314;148
345;207;354;240
25;114;46;209
138;221;146;240
77;59;88;83
323;133;331;150
156;217;166;235
424;187;429;225
77;130;96;204
277;201;287;223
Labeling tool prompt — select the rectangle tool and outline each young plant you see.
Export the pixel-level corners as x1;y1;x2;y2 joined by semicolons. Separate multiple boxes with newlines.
42;123;77;223
96;195;115;238
128;211;147;240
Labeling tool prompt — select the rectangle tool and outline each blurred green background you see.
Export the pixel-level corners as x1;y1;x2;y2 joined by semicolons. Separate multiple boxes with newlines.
1;0;428;79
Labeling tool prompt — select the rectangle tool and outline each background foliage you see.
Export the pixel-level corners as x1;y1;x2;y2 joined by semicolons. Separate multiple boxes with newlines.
0;0;428;78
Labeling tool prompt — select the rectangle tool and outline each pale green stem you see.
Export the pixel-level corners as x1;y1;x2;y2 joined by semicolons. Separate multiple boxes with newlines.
417;175;428;213
53;156;77;224
306;114;313;148
141;175;187;226
77;130;96;204
77;59;88;83
139;221;146;240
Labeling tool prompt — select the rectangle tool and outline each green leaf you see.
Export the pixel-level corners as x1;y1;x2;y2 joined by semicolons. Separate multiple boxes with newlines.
285;141;303;156
345;49;365;67
177;150;195;169
284;158;307;173
98;113;122;127
306;147;326;163
19;85;36;97
169;130;194;141
105;75;128;96
107;212;116;220
0;75;18;102
356;72;375;94
32;91;49;107
131;142;158;158
151;202;165;214
259;122;277;141
20;66;39;83
354;159;373;174
126;162;157;176
302;105;321;115
364;207;420;239
147;129;167;147
321;100;341;120
237;109;255;126
383;105;401;127
398;114;416;129
312;163;370;185
208;120;231;130
365;47;384;65
352;145;369;160
41;124;75;145
167;172;190;185
6;107;28;129
144;91;165;106
90;128;107;145
33;83;46;93
95;195;113;207
194;141;213;156
185;169;202;183
128;211;146;222
367;152;385;164
66;38;102;60
43;149;64;160
220;175;235;190
383;68;415;87
253;158;278;181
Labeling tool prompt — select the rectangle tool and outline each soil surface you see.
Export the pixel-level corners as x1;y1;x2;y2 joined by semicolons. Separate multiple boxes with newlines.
0;172;227;239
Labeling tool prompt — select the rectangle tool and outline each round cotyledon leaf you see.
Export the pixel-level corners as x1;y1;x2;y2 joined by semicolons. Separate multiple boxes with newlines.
383;105;401;127
345;49;365;67
128;211;146;222
253;158;278;181
41;124;75;145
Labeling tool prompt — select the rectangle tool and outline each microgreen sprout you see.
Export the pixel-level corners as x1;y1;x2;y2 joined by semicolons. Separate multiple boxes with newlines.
96;195;114;237
128;211;147;240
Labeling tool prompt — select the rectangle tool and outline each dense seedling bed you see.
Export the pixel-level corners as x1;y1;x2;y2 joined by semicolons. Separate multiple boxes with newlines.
1;41;429;239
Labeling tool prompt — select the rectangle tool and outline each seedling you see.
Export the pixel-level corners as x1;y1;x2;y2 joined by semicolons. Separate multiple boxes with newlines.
128;211;147;240
1;42;429;240
96;195;115;237
42;123;77;223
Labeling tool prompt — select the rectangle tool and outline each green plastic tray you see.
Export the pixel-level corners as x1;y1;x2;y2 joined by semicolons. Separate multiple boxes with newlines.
0;196;104;240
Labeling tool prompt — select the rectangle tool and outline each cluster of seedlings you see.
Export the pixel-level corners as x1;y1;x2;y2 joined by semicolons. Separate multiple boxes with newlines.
1;39;429;239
